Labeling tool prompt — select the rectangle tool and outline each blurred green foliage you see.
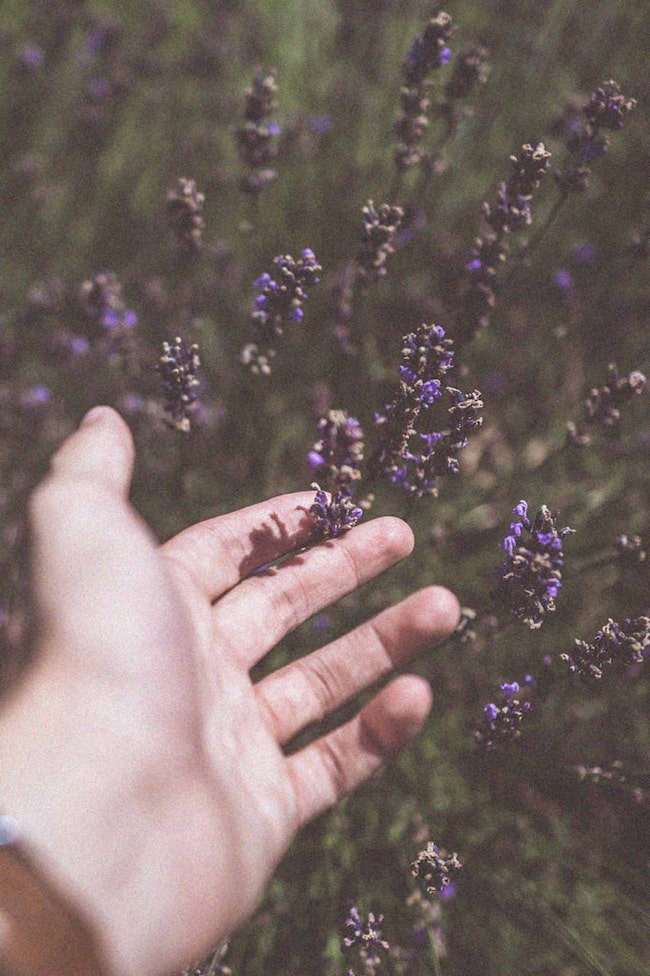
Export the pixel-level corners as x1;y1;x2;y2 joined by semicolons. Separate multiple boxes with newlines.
1;1;649;974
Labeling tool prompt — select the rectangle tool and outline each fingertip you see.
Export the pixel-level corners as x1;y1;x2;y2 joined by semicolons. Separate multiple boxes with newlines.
425;585;462;635
49;405;135;495
362;674;433;757
368;515;415;560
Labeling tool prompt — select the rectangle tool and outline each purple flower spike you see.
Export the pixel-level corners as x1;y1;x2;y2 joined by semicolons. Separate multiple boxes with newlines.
242;250;322;374
310;485;363;540
494;501;574;629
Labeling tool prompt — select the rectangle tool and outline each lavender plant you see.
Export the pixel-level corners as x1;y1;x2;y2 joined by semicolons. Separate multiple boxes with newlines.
1;2;648;974
236;67;280;195
240;248;321;374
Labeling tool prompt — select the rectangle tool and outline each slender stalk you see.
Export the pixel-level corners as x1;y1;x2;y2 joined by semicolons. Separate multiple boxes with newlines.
521;189;568;258
203;940;227;976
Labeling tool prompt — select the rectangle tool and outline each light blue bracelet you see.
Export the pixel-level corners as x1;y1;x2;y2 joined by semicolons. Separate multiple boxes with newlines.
0;814;20;847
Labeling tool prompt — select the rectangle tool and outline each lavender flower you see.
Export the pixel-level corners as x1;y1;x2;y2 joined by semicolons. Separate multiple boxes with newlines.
370;324;482;497
394;11;454;171
459;143;551;342
438;44;490;137
357;201;404;282
484;143;552;234
567;363;646;445
166;177;205;253
555;80;637;193
308;409;364;492
373;383;483;498
475;681;532;749
79;271;138;330
494;500;573;629
157;337;201;432
576;761;647;804
343;907;389;968
236;68;279;195
310;485;363;541
444;44;490;101
584;79;637;131
560;616;650;683
241;249;321;374
614;533;647;566
410;842;462;895
399;322;454;402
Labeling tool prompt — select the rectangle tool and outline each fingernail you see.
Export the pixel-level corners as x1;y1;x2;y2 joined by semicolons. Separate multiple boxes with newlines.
80;406;107;427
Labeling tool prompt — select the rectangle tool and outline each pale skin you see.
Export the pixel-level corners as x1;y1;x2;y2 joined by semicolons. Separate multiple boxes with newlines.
0;406;460;976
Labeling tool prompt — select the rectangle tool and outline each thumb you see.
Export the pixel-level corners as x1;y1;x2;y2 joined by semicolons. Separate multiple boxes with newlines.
28;407;143;645
48;406;135;497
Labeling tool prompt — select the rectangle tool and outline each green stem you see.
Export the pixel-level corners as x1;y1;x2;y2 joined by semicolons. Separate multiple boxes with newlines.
522;190;568;258
429;930;444;976
203;939;227;976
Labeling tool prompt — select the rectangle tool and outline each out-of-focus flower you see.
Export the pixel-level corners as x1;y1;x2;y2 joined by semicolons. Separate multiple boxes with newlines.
357;201;404;282
560;616;650;682
20;44;44;69
395;11;454;170
80;271;137;331
410;842;462;895
555;80;636;193
567;362;646;445
236;68;279;195
343;907;389;968
167;177;205;253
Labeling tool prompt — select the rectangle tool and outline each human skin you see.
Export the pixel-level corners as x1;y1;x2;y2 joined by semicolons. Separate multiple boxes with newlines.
0;406;460;976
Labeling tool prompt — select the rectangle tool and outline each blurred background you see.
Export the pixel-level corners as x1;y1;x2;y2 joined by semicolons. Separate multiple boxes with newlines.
0;1;649;973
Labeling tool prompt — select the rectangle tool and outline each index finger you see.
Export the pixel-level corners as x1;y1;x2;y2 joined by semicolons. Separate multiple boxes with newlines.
161;491;324;601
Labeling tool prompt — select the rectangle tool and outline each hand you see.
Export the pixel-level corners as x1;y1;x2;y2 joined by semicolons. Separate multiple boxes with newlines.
0;407;459;976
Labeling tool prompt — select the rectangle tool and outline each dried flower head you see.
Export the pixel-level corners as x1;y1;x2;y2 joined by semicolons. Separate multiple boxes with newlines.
560;616;650;682
494;500;573;629
484;143;551;234
402;11;454;88
410;842;462;895
458;143;550;341
357;201;404;282
308;409;364;492
567;363;647;445
395;11;454;170
236;68;279;194
615;533;647;565
556;80;637;193
167;177;205;253
584;79;637;131
157;337;201;432
343;907;389;969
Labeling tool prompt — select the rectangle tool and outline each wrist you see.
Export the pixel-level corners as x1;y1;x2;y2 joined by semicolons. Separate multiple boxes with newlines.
0;815;109;976
0;667;130;976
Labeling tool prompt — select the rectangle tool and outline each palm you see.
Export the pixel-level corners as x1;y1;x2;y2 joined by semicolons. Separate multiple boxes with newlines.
5;407;459;976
